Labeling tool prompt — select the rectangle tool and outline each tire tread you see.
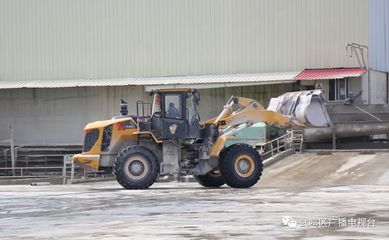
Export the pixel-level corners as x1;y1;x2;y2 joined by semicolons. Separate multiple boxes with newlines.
219;144;263;188
113;145;159;189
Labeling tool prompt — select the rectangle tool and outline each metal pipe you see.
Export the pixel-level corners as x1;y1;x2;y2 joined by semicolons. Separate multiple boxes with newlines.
304;121;389;142
354;106;383;122
332;125;337;150
62;157;67;184
10;125;15;176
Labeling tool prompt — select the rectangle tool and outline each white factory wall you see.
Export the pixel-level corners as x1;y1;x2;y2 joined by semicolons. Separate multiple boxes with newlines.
0;0;367;81
0;86;151;145
368;69;388;104
0;84;294;145
362;73;369;103
368;0;389;104
362;70;388;104
198;83;295;120
369;0;389;73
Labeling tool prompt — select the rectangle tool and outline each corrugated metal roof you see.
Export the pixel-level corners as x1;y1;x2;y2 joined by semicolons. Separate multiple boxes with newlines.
294;68;366;80
0;72;299;89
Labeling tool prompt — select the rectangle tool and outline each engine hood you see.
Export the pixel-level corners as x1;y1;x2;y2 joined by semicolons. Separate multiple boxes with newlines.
84;117;134;130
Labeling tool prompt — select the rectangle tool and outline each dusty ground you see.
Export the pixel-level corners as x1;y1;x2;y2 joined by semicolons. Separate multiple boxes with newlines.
261;151;389;187
1;152;389;239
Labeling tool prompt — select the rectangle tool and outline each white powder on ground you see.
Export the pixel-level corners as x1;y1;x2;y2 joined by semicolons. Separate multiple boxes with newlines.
378;170;389;185
336;155;376;173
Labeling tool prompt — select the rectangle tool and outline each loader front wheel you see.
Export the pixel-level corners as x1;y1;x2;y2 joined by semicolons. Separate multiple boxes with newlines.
114;146;159;189
219;144;263;188
195;169;225;187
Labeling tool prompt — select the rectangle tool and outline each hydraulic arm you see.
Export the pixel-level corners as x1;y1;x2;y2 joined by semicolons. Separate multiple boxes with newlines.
209;90;331;156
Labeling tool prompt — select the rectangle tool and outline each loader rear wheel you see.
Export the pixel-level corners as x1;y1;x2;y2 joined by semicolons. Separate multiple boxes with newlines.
195;169;225;187
219;144;263;188
113;146;159;189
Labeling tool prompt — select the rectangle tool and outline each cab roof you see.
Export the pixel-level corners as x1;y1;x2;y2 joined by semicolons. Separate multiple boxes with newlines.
151;88;197;94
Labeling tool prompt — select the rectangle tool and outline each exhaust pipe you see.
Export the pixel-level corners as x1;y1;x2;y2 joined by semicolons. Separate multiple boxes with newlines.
120;98;128;116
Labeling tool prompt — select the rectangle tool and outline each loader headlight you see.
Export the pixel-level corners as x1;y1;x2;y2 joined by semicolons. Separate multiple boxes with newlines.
83;129;99;152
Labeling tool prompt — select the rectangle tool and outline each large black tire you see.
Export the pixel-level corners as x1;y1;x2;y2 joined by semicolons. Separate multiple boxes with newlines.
113;145;159;189
219;144;263;188
195;169;225;187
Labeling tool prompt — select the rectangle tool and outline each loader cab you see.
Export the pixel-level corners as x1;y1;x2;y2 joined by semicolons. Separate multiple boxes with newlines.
150;89;200;140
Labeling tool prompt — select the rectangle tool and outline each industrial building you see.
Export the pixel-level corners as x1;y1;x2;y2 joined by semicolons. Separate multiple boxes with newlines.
0;0;368;145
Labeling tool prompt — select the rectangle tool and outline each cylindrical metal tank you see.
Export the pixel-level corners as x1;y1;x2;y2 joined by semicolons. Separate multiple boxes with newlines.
304;104;389;142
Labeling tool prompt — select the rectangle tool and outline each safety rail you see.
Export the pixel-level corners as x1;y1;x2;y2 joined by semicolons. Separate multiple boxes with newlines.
136;100;152;118
0;164;81;184
0;166;66;177
259;130;303;159
0;154;85;184
0;154;114;184
0;125;16;175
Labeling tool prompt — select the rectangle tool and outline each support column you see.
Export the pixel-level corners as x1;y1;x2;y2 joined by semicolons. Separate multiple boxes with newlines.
332;124;337;150
10;125;15;176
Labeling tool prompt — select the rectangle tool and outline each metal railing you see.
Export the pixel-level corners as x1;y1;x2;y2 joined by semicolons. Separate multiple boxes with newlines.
0;166;65;176
259;130;303;159
0;166;72;183
0;125;16;175
0;155;82;184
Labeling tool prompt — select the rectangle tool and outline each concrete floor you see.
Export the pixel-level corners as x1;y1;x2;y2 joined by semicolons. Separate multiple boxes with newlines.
1;152;389;239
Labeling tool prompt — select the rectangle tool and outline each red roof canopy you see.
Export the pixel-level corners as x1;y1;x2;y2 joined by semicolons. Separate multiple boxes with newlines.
294;68;366;80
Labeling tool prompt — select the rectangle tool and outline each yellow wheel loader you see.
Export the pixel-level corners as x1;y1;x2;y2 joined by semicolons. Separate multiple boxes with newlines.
73;89;330;189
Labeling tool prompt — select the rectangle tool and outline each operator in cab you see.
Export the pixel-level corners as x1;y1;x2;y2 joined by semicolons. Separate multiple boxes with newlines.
166;102;180;118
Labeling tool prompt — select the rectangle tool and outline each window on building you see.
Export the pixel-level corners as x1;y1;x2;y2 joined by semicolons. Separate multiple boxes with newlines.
329;79;348;101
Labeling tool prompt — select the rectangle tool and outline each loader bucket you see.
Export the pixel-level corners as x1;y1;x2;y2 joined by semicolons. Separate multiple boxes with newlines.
267;90;331;128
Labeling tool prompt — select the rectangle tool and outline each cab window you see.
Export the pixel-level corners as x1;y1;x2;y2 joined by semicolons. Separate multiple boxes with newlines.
186;94;197;125
152;93;162;117
165;94;182;119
